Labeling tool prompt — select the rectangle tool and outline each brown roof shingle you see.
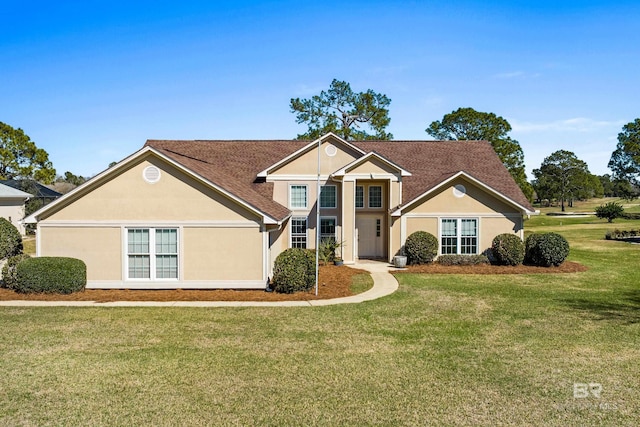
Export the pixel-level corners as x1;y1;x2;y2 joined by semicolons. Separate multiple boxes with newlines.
145;138;533;221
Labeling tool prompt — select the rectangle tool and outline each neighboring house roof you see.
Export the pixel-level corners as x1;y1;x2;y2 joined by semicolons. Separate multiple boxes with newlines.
0;182;32;199
0;179;61;199
146;136;534;216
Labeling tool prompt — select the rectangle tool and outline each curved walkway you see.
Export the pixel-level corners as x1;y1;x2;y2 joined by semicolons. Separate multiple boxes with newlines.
0;260;399;307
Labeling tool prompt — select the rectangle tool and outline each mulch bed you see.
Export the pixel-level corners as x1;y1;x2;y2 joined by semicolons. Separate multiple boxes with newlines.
394;261;587;275
0;265;367;302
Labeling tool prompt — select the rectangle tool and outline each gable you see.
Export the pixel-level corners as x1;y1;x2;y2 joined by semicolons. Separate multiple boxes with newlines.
403;176;521;215
266;136;363;177
341;156;406;177
39;154;262;223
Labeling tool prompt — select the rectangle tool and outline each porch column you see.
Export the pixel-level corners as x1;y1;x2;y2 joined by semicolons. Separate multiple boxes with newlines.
341;180;356;264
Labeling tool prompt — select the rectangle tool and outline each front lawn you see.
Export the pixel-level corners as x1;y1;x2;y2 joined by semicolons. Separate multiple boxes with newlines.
0;216;638;425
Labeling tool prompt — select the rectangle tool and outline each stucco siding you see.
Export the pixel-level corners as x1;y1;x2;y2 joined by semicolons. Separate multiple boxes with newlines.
0;200;27;234
39;226;122;281
407;177;520;215
44;157;260;223
271;140;360;176
183;227;263;281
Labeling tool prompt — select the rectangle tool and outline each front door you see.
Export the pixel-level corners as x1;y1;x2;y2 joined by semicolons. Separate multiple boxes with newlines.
356;215;384;258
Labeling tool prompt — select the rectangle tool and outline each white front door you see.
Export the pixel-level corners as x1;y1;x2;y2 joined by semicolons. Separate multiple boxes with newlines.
356;215;384;258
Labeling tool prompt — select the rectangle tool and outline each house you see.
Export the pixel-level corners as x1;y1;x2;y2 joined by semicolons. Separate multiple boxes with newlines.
0;179;62;205
0;183;32;235
25;133;535;289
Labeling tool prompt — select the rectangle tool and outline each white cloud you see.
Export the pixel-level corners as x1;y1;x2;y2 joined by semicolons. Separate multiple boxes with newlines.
493;71;541;79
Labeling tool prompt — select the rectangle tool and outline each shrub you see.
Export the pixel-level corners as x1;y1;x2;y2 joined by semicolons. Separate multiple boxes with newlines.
404;231;438;265
437;254;490;266
1;253;30;289
605;229;640;240
524;233;570;267
0;217;23;259
595;202;624;223
271;248;316;294
491;233;525;266
15;257;86;294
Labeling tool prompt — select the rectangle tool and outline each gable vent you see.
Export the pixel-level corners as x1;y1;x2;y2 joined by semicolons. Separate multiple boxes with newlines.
143;166;161;183
325;144;338;157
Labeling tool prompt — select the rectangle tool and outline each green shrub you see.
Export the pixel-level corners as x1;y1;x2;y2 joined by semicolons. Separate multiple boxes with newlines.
0;217;23;259
605;229;640;240
437;254;489;266
2;253;30;289
271;248;316;294
15;257;86;294
524;233;570;267
404;231;438;265
595;202;624;223
491;233;525;266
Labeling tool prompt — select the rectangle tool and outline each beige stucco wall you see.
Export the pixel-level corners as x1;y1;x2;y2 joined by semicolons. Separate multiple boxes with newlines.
272;139;360;176
44;156;261;223
393;178;524;257
348;158;401;175
407;177;520;215
39;226;122;281
183;227;263;281
341;181;355;263
0;200;27;234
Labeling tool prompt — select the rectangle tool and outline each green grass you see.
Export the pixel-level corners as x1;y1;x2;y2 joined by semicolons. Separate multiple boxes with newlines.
1;217;639;425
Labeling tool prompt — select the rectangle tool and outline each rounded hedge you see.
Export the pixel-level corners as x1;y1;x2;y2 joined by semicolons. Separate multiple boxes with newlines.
15;257;87;294
271;248;316;294
491;233;525;266
0;217;23;259
404;231;438;265
1;253;30;290
525;233;570;267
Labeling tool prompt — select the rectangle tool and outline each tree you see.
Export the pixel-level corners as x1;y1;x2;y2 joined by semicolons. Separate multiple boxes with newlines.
56;171;87;186
609;118;640;186
595;202;624;223
0;122;56;184
290;79;392;141
532;150;590;212
425;107;533;201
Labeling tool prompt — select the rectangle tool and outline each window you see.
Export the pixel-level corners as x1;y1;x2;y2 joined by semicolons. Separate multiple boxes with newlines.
320;217;336;242
291;217;307;248
440;219;478;255
355;186;364;208
369;186;382;208
320;185;336;208
127;228;178;280
290;185;307;209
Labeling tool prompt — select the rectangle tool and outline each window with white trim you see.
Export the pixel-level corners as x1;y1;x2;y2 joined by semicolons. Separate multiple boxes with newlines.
291;217;308;248
320;217;336;243
369;186;382;208
320;185;336;208
127;228;178;279
355;186;364;208
290;185;307;209
440;218;478;255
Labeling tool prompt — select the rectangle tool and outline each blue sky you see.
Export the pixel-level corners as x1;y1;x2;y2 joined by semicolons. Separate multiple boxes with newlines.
2;0;638;179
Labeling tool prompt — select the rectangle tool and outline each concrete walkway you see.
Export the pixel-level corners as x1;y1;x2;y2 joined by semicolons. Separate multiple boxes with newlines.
0;260;400;307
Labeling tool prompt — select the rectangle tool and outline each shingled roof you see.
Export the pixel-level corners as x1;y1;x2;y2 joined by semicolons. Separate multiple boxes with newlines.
145;138;533;220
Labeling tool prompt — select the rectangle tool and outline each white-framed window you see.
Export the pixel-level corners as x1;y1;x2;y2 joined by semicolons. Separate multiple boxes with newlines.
127;228;178;280
320;185;336;209
355;186;364;208
440;218;478;255
290;185;308;209
320;216;337;243
369;185;382;208
291;216;308;248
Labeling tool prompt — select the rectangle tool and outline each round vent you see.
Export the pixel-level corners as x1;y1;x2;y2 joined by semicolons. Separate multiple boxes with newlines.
143;165;161;183
325;144;338;157
453;184;466;198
